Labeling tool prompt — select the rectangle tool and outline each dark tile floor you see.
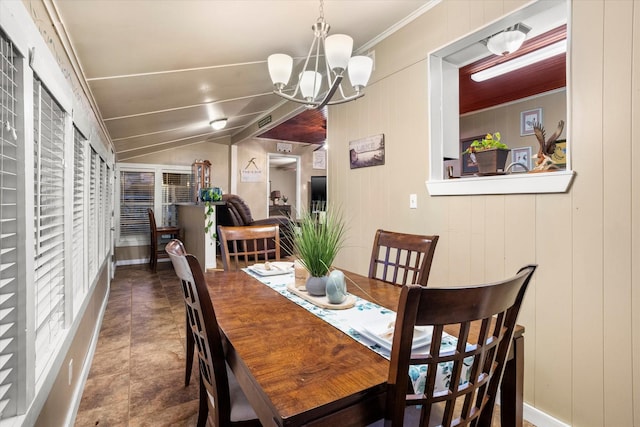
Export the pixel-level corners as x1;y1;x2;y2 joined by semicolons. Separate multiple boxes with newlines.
74;262;535;427
75;262;200;427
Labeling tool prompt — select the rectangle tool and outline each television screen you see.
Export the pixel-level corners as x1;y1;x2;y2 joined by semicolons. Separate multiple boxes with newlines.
310;176;326;210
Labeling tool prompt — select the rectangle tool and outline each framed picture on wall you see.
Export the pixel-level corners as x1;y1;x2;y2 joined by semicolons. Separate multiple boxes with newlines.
460;136;482;175
511;147;532;172
520;108;542;136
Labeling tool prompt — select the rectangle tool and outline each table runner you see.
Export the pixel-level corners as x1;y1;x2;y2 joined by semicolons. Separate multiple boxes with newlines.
243;268;473;394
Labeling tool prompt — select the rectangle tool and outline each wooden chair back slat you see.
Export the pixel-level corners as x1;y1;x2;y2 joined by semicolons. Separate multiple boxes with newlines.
369;229;438;286
385;265;537;427
218;225;280;271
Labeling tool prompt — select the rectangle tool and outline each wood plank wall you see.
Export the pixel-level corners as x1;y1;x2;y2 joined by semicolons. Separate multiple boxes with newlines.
328;1;639;426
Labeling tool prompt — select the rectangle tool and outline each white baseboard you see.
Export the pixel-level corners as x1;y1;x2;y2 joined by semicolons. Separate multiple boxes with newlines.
523;402;571;427
115;258;170;267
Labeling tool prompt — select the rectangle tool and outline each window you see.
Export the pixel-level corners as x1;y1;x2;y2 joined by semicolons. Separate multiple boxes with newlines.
162;172;191;227
72;127;86;309
0;31;19;418
426;0;574;195
119;170;154;242
0;2;114;421
33;76;66;379
88;148;98;279
116;164;190;248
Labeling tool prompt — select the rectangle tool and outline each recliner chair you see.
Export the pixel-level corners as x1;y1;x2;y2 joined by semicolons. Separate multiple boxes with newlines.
216;194;294;256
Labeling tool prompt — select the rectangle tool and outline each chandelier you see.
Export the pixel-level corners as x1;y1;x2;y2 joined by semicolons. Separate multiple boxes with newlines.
267;0;373;110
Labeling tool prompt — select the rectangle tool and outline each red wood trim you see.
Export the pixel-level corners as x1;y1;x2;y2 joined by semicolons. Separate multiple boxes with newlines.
460;25;567;114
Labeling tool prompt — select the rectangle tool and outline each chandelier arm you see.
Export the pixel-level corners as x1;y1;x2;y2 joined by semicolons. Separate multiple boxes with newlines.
336;77;348;98
313;33;323;98
325;91;366;106
315;75;343;110
272;90;321;108
287;34;322;99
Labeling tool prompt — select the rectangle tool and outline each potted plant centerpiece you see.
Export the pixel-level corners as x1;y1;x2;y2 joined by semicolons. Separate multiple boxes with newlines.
288;207;347;296
463;132;510;175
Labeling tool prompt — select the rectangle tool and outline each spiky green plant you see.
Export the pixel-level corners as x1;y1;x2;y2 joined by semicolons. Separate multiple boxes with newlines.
288;207;347;277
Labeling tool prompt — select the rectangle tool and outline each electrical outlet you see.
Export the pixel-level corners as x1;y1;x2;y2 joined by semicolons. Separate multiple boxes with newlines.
409;194;417;209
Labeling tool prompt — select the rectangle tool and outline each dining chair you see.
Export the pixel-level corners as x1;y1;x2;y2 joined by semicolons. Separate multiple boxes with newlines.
218;224;280;271
368;229;439;286
147;208;181;273
165;239;261;427
381;265;537;427
162;239;195;387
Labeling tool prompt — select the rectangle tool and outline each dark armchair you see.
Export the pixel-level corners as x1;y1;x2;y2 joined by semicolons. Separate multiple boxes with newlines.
216;194;294;256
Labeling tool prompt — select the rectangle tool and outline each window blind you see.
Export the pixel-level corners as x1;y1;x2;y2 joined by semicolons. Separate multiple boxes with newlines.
0;31;18;419
33;76;66;379
72;127;85;306
162;172;191;227
120;171;154;239
88;148;97;279
104;165;112;257
99;161;106;260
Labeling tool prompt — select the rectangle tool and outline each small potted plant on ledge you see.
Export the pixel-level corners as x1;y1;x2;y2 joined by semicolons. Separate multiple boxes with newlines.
463;132;510;175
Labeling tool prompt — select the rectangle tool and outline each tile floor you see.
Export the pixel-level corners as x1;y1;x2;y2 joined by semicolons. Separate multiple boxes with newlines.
74;262;535;427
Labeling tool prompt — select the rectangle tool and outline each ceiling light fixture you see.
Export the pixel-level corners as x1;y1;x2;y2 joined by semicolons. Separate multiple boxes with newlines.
485;23;531;56
267;0;373;110
471;39;567;82
209;118;227;130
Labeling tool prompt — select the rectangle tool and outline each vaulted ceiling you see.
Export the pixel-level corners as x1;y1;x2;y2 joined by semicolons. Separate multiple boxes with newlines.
50;0;438;161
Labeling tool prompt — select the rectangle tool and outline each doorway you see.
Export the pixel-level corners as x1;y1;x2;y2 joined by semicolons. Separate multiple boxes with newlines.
267;153;301;219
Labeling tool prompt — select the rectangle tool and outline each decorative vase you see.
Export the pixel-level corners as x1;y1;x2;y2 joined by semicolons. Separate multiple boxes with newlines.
305;276;328;296
326;270;347;304
474;148;511;174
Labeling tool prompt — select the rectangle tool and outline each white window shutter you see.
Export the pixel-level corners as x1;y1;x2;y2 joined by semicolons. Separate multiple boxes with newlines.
32;76;66;379
0;33;19;418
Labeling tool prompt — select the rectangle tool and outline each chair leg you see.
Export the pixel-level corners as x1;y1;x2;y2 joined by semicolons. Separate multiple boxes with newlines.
185;313;194;386
197;374;208;427
151;240;158;273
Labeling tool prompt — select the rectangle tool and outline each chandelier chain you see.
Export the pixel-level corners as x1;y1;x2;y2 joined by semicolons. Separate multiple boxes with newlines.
319;0;324;20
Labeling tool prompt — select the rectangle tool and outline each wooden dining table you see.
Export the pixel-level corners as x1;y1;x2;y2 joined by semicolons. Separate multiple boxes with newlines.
203;268;525;427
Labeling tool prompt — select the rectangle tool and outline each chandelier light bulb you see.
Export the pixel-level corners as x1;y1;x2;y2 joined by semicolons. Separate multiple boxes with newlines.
299;71;322;100
348;55;373;91
268;54;293;90
325;34;353;73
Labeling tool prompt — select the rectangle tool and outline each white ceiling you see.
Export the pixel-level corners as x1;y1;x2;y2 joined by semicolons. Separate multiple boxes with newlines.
51;0;437;161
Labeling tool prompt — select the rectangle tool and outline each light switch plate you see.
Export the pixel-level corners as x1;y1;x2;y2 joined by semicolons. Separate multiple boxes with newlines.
409;194;417;209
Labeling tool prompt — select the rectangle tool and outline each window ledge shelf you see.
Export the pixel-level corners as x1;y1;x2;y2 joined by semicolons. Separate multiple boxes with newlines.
426;170;575;196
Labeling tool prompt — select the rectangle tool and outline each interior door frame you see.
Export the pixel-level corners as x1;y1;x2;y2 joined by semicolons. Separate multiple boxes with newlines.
267;153;301;219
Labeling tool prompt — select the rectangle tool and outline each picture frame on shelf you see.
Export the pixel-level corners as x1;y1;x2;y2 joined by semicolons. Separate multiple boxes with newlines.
511;147;532;172
460;136;482;175
520;108;542;136
551;140;567;166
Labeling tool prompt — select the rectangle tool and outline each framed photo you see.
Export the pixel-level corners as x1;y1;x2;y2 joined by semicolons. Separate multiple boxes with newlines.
460;136;482;175
520;108;542;136
349;134;385;169
312;150;326;169
511;147;532;172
